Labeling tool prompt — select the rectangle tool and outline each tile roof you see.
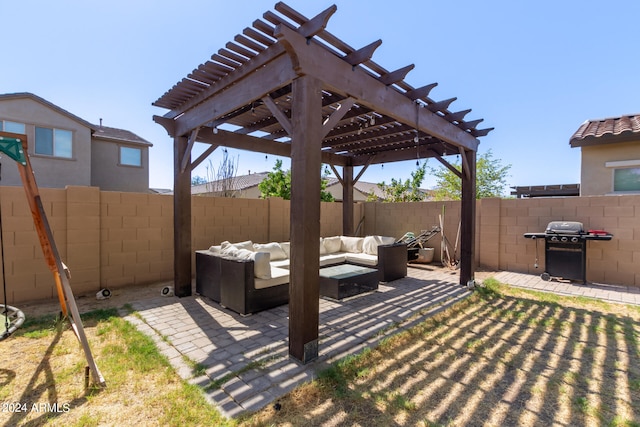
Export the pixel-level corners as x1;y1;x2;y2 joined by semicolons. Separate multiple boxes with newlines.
570;114;640;147
92;125;153;146
190;172;270;194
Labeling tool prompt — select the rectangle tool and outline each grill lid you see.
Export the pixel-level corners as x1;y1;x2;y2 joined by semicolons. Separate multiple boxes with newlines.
545;221;584;235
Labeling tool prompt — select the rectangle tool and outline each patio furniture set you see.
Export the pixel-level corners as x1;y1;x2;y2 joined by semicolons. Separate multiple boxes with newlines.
196;235;408;315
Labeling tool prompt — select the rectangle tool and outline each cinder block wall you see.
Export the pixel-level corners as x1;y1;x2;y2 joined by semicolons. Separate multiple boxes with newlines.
1;187;637;305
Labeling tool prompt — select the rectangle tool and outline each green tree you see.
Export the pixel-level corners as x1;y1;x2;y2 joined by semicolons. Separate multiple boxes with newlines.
191;175;207;185
258;159;335;202
430;149;511;200
368;161;428;202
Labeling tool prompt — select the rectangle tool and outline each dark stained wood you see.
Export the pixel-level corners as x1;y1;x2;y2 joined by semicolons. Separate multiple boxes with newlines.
226;41;257;59
174;54;296;136
262;95;292;135
235;33;267;53
321;97;355;137
427;97;457;113
191;144;218;170
289;75;322;363
273;24;479;152
406;83;438;101
379;64;415;86
297;4;337;38
459;149;476;287
446;109;472;123
173;136;192;297
342;165;354;236
344;40;382;66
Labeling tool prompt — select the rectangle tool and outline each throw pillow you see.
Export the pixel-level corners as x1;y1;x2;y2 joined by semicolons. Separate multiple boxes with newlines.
253;242;288;261
235;249;272;279
322;236;342;254
340;236;364;253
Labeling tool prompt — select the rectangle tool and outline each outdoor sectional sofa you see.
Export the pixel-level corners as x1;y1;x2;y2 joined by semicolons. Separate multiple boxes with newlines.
195;235;407;315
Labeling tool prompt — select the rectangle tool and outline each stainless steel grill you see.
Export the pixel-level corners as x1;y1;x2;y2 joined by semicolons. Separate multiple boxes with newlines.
524;221;613;283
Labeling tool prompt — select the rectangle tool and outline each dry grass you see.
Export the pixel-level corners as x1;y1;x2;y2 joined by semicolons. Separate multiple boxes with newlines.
0;308;229;427
1;280;639;426
240;280;640;427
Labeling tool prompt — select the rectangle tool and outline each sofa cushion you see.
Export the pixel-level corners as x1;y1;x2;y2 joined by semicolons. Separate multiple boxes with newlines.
232;240;254;251
319;253;347;266
340;236;364;253
322;236;342;254
320;238;327;255
220;241;240;256
235;249;272;279
255;266;290;289
270;259;291;269
279;242;291;258
253;242;288;261
209;245;222;254
362;235;396;255
345;252;378;266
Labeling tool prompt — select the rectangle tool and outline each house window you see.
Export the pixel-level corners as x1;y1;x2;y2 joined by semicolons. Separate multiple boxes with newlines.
0;120;26;134
606;160;640;192
35;127;73;158
120;146;141;167
613;168;640;192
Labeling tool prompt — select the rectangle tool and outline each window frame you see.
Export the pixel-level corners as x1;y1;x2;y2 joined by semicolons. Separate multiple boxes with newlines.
119;145;142;167
606;160;640;193
0;120;26;134
34;126;74;159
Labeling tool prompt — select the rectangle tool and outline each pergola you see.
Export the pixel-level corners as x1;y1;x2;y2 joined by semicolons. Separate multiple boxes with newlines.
153;3;492;363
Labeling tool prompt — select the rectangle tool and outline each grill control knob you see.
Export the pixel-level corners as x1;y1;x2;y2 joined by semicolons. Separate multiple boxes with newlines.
551;236;558;242
561;236;568;242
571;237;579;243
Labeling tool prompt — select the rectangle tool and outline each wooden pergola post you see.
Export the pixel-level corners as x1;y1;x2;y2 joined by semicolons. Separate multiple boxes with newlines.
342;165;354;236
459;149;476;287
289;75;322;363
173;135;192;297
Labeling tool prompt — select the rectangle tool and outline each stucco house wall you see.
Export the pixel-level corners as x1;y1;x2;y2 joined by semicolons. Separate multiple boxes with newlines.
570;114;640;196
91;132;151;192
580;140;640;196
0;95;92;188
0;93;152;192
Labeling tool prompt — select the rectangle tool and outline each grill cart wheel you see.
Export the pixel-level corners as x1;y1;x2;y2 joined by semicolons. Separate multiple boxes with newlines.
540;272;551;282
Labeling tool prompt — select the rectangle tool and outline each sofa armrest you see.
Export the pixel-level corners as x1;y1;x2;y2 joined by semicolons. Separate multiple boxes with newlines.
219;256;255;315
377;242;407;282
195;250;222;302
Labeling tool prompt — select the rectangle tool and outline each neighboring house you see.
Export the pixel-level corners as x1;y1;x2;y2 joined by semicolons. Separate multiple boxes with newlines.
570;114;640;196
0;92;152;192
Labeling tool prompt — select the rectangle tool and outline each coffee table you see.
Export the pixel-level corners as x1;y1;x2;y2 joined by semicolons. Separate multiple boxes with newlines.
319;264;379;300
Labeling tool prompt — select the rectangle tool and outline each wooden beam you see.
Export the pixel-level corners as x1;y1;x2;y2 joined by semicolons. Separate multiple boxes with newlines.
329;164;344;186
427;97;457;113
298;4;337;38
459;146;471;181
191;144;218;170
195;128;347;166
342;165;354;236
344;40;382;66
173;136;192;297
289;75;322;363
273;24;479;152
379;64;415;86
354;159;371;183
433;151;462;178
174;53;296;136
459;149;476;287
446;109;472;123
406;83;438;101
321;97;355;137
262;95;292;135
181;128;199;173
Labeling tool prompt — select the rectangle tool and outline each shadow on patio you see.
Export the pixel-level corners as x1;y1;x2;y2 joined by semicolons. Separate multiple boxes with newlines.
125;266;471;417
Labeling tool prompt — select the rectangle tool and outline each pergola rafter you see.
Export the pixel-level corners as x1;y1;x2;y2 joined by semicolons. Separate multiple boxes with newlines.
153;2;492;363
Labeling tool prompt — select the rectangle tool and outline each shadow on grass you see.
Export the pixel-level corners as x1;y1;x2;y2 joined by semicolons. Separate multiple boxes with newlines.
4;309;117;426
247;281;640;426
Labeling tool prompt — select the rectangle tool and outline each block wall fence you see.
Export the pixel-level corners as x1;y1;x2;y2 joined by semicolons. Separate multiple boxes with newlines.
0;185;637;304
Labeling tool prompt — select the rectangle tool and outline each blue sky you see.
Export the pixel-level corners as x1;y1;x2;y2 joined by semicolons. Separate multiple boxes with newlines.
2;1;638;192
